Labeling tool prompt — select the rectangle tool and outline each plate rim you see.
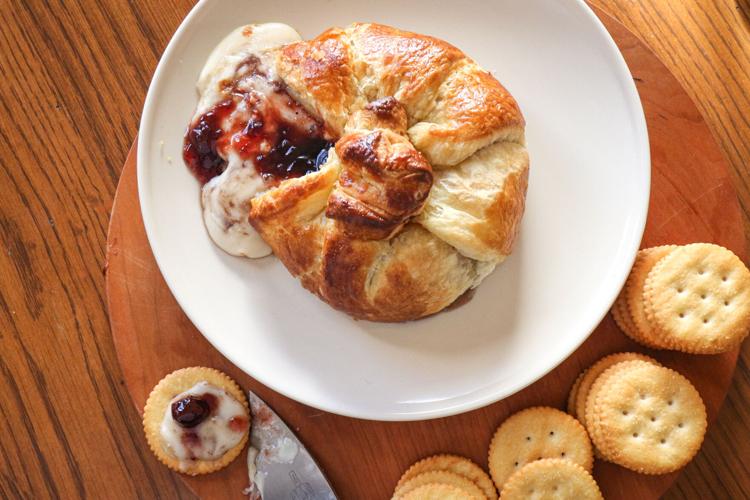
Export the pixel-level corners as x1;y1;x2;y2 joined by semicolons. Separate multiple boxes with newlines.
136;0;650;421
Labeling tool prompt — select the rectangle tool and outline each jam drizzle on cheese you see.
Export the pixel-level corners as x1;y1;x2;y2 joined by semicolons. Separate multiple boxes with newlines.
183;56;333;186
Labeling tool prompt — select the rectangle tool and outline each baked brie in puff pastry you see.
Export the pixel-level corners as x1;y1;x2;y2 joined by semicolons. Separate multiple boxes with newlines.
183;22;529;322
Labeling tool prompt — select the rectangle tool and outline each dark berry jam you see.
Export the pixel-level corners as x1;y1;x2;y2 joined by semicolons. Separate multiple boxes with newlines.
183;100;235;184
183;63;334;186
201;392;218;410
254;127;332;182
171;395;212;428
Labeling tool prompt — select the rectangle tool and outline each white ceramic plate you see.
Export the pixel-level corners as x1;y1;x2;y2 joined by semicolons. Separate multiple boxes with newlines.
138;0;649;420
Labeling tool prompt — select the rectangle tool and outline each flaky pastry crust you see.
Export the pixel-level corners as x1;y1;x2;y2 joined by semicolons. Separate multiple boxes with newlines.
248;23;528;321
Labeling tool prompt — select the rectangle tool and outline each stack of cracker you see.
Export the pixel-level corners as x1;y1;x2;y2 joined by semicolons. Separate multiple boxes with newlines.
613;243;750;353
568;353;707;474
391;407;604;500
488;407;602;499
391;454;497;499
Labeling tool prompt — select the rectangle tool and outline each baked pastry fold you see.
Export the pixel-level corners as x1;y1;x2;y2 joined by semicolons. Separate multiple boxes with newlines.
189;22;528;321
244;23;528;321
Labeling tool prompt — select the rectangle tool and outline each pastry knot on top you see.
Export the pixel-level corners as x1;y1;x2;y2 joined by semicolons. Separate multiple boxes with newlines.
327;97;433;240
244;22;529;321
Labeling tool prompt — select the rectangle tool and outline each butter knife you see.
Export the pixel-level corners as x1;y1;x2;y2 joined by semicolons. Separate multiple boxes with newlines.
245;390;337;500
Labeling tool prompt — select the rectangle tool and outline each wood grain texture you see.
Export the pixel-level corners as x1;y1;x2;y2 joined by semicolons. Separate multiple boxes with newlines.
0;0;748;498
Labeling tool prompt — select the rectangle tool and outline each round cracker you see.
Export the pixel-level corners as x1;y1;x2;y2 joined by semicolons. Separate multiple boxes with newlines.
567;370;586;418
612;268;646;345
586;360;707;474
488;407;592;491
583;361;634;462
500;459;602;500
573;352;659;430
397;455;497;499
393;471;486;499
143;367;250;475
626;246;677;348
401;483;475;500
643;243;750;353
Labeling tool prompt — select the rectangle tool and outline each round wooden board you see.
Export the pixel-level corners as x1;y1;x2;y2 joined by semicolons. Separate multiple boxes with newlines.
106;7;745;500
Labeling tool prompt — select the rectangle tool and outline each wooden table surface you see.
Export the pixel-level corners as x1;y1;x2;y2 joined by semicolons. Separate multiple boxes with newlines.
1;1;749;498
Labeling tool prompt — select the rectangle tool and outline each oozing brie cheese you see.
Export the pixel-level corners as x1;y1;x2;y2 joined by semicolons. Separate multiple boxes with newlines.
194;23;302;258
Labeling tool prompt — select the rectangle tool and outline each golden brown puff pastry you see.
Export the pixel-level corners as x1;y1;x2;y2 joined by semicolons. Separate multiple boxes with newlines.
192;22;528;322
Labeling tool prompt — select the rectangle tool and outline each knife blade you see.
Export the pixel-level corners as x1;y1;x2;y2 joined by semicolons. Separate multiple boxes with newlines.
245;390;337;500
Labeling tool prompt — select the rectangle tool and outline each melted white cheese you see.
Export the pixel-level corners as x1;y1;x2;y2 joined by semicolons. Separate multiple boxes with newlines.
195;23;302;258
201;150;270;259
196;23;301;114
243;446;263;497
160;381;248;469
